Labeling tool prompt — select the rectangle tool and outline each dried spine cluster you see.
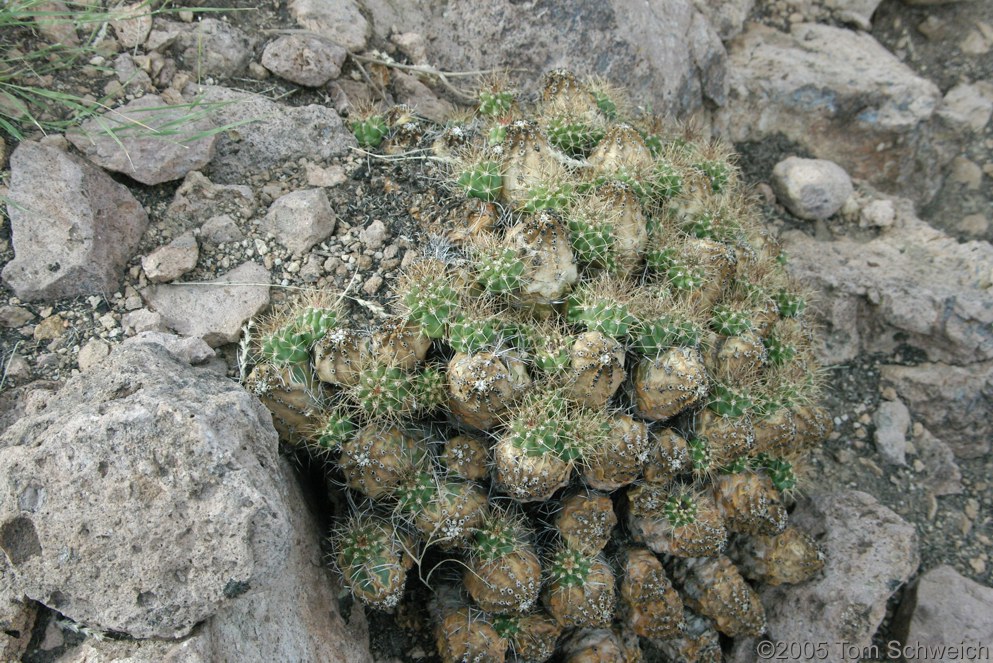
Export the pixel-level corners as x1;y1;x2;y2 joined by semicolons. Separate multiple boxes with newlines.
246;70;830;662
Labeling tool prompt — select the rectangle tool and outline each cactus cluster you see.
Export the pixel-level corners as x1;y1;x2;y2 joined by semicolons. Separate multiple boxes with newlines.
247;69;831;662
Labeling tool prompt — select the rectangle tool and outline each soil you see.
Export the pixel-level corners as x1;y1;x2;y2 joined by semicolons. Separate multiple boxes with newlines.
1;1;991;662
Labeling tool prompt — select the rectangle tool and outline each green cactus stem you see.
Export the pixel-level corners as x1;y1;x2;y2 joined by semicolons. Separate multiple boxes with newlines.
352;115;388;148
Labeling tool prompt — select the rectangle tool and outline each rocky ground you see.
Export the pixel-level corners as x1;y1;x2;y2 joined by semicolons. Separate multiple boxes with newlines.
0;0;991;662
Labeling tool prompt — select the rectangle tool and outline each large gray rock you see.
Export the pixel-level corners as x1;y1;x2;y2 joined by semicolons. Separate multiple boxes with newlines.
1;142;148;303
771;156;854;220
893;565;993;658
66;95;217;185
361;0;727;118
717;23;945;205
759;491;919;661
0;342;285;639
881;362;993;459
782;200;993;367
186;85;355;184
261;34;347;87
49;461;373;663
142;261;270;347
289;0;370;51
263;189;337;255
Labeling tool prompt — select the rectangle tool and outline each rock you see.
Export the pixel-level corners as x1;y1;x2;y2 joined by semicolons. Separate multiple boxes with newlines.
67;95;217;186
771;157;853;220
113;53;153;92
913;427;963;496
50;459;374;663
903;0;966;4
304;162;347;188
823;0;885;30
390;32;428;65
125;332;215;366
288;0;370;51
32;1;79;47
328;79;372;115
142;261;270;347
167;171;256;225
175;18;254;78
2;142;148;303
2;355;31;385
937;82;993;133
77;338;111;371
122;309;166;335
949;156;983;190
201;214;245;244
859;199;896;228
261;34;347;87
362;274;383;295
110;2;154;49
960;25;993;55
141;231;200;283
717;23;945;205
186;86;355;184
759;491;919;656
146;17;185;50
32;315;63;342
298;255;323;283
392;72;455;124
959;213;991;237
0;382;60;438
782;201;993;366
361;0;727;118
0;306;33;329
881;361;993;459
358;219;388;250
0;563;34;663
873;398;911;466
893;566;993;657
0;342;285;638
263;189;336;255
692;0;754;40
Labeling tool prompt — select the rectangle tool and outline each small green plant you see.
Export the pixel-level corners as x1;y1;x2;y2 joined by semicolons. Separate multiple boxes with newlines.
457;160;502;202
352;115;388;148
478;89;514;117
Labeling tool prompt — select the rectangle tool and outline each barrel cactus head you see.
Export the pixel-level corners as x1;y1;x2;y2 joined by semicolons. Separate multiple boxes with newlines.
463;507;542;613
332;512;415;611
541;545;616;629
